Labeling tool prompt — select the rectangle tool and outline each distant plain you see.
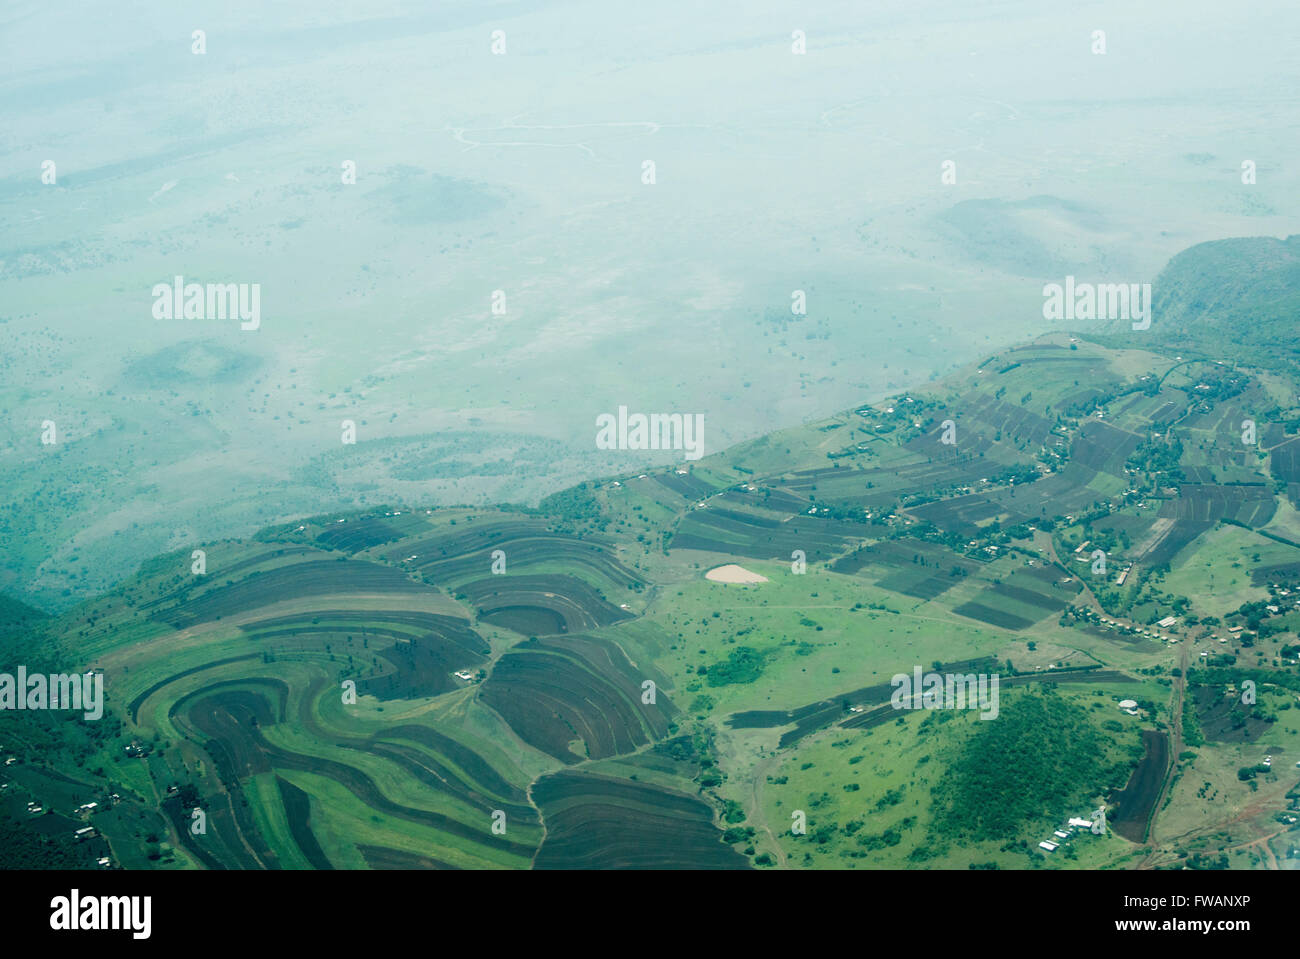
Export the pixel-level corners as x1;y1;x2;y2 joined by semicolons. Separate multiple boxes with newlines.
3;0;1298;607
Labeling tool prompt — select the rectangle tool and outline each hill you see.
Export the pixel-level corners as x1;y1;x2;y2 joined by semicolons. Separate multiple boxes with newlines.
1099;234;1300;372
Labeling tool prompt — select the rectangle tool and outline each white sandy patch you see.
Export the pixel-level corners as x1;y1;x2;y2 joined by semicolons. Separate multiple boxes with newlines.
705;564;768;584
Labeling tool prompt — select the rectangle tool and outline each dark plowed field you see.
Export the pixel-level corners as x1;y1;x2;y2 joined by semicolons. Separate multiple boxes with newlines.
1070;420;1142;476
150;560;437;627
832;539;980;600
652;471;722;501
951;601;1035;631
480;636;674;762
909;494;1014;537
1144;520;1212;567
1191;685;1276;743
670;507;865;561
1270;437;1300;493
1161;484;1276;527
459;574;631;634
277;776;334;869
532;771;749;869
362;629;489;699
381;725;529;803
357;844;457;869
128;654;261;722
400;532;640;590
315;518;404;552
1109;729;1169;843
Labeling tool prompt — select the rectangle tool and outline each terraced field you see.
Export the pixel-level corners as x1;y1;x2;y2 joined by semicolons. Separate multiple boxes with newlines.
480;635;675;762
15;335;1300;872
